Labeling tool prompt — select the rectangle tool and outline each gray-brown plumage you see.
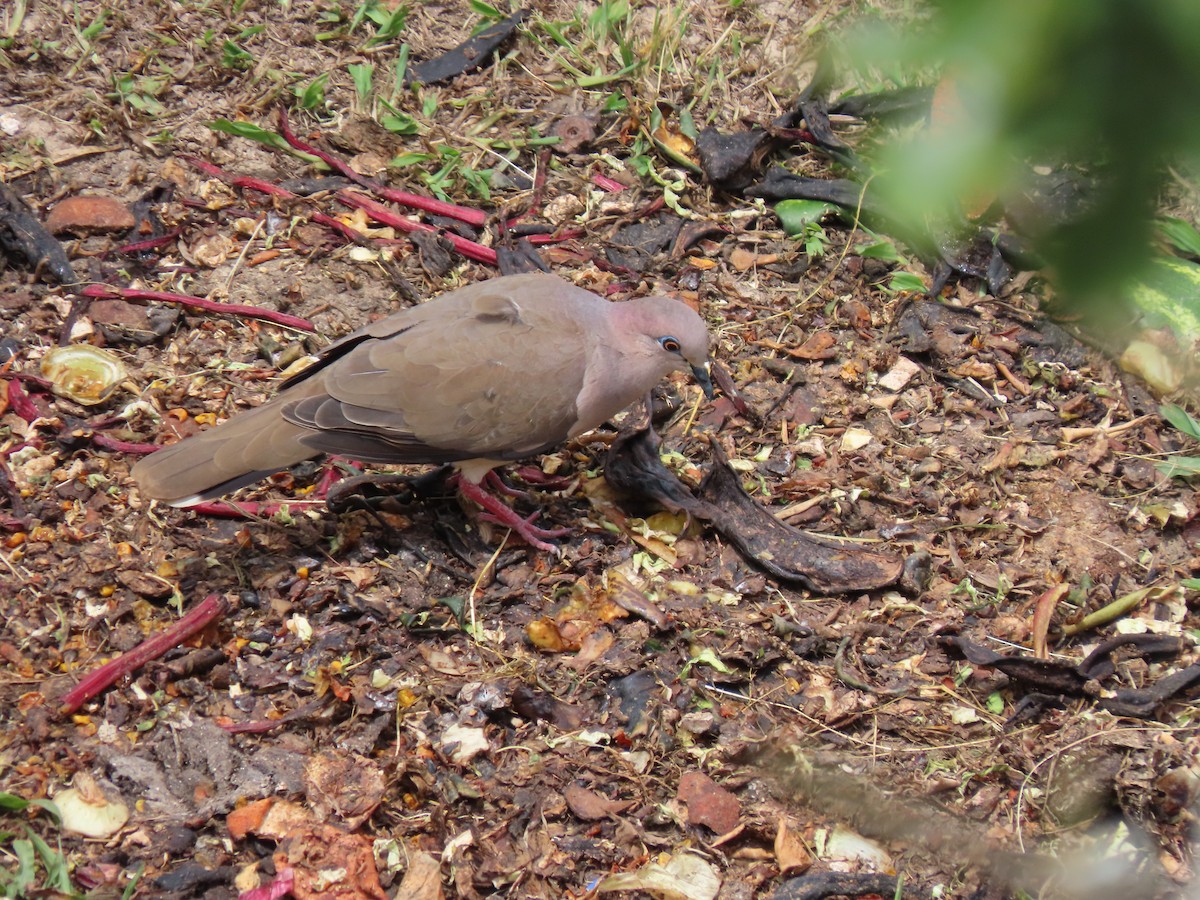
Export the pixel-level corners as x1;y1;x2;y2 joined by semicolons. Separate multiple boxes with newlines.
132;273;712;547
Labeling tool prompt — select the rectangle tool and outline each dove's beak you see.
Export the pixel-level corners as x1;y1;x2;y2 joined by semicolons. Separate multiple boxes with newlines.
692;361;715;400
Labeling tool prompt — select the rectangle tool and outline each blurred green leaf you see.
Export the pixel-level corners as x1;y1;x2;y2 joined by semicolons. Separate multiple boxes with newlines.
11;838;36;894
602;92;628;113
208;119;287;149
390;151;433;167
856;238;904;262
381;112;419;135
468;0;503;20
348;63;374;105
1130;257;1200;338
435;594;466;625
1156;457;1200;478
0;792;26;811
206;120;322;166
682;646;732;678
365;1;408;44
1159;216;1200;258
1160;404;1200;441
679;105;698;142
775;199;838;236
27;828;72;892
839;0;1200;320
79;10;108;43
1156;404;1200;479
294;73;328;110
887;272;927;293
392;43;410;95
0;793;61;824
221;39;253;69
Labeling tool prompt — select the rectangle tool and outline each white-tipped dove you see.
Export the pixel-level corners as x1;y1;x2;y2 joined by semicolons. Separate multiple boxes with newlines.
132;273;714;550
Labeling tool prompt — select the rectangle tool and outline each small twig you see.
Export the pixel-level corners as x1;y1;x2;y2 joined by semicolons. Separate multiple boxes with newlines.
773;496;824;521
278;108;487;227
223;216;264;293
58;593;233;714
218;697;332;734
1060;414;1154;443
526;146;552;216
219;717;288;735
996;361;1033;397
468;539;507;640
57;295;87;346
80;284;316;332
681;383;704;437
833;636;877;693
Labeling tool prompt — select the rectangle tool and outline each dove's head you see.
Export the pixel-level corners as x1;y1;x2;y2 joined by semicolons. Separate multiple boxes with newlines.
617;295;714;398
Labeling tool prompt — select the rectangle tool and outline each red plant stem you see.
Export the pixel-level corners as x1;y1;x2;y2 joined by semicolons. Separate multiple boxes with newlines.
374;184;487;228
0;442;33;460
58;593;232;715
523;228;586;244
237;867;294;900
0;514;26;532
218;697;330;733
185;156;299;199
112;228;185;255
527;146;552;216
337;191;498;266
311;460;349;499
188;155;435;255
187;498;324;518
185;148;496;265
633;195;666;219
218;717;286;734
11;372;53;391
188;499;272;518
90;434;159;455
183;458;349;518
309;211;369;243
310;210;415;258
6;379;41;423
81;285;316;332
277;108;488;227
591;172;627;192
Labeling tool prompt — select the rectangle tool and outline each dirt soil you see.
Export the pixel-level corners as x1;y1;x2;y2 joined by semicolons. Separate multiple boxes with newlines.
2;2;1199;899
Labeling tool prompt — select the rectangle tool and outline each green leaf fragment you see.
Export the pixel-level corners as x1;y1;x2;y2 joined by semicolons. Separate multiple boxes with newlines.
775;199;839;236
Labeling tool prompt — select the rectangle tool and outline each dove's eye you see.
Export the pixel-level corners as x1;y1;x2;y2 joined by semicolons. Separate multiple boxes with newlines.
659;336;682;353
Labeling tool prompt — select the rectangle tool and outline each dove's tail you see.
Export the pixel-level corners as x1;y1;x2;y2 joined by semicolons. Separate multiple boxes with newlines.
131;396;320;506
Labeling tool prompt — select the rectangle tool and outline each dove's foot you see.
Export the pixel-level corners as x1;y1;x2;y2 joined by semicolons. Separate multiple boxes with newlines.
456;475;570;552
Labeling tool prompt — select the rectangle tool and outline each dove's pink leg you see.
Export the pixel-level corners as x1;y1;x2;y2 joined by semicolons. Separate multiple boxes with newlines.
455;475;572;551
